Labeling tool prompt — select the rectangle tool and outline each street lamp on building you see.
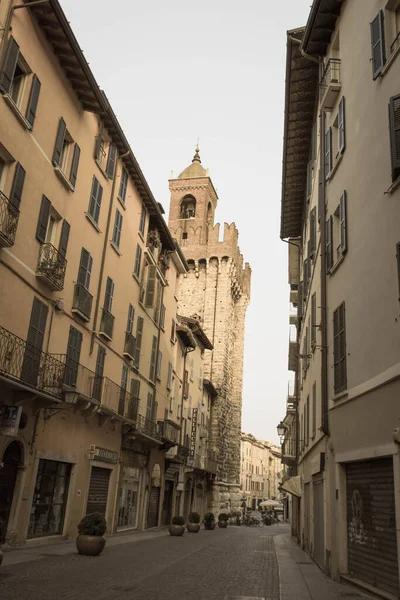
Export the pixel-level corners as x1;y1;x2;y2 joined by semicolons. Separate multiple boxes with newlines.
277;422;286;442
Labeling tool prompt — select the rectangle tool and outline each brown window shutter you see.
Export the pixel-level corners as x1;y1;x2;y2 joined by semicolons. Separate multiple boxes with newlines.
69;144;80;187
370;11;386;80
52;117;66;167
134;317;144;369
25;74;41;128
104;277;114;312
58;220;70;259
145;265;157;308
338;96;346;153
339;191;347;254
389;95;400;182
36;195;51;243
333;302;347;394
9;162;26;215
326;216;333;273
149;335;157;381
311;292;317;345
77;248;92;288
105;144;117;179
94;121;103;159
0;36;19;94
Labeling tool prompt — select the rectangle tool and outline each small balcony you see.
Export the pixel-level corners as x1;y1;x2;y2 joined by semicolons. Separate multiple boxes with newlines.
166;442;190;463
101;377;134;417
158;419;181;444
289;284;298;307
282;436;297;467
36;243;67;291
99;308;114;341
123;332;136;361
72;283;93;322
320;58;341;111
136;414;160;441
63;359;99;403
0;191;19;248
288;325;297;372
0;325;65;399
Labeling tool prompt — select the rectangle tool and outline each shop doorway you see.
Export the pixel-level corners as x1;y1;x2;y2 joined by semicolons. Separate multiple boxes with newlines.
117;467;139;530
161;480;173;526
0;441;22;533
86;466;110;516
28;459;71;538
147;464;161;528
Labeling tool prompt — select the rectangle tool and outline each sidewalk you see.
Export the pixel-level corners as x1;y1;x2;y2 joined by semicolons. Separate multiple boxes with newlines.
274;533;380;600
1;527;169;566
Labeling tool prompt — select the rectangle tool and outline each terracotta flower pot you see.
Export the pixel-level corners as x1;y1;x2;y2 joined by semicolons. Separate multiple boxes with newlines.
218;520;228;528
169;524;185;536
187;523;200;533
76;534;106;556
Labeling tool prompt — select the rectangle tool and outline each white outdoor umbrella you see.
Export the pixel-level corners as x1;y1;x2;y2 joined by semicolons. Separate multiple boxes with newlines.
259;499;282;508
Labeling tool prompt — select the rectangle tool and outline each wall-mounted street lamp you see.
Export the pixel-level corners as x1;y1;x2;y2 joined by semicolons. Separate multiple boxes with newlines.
277;421;287;442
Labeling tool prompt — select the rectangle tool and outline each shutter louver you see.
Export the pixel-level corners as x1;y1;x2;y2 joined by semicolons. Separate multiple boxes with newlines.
325;128;332;179
145;265;157;308
149;335;157;381
36;195;51;243
105;144;117;179
338;96;346;153
326;216;333;273
94;122;103;159
9;163;26;215
339;191;347;254
58;220;70;259
370;11;386;80
134;317;144;369
69;144;80;187
25;74;41;128
104;277;114;312
0;37;19;94
310;207;316;255
52;117;66;167
78;248;91;288
389;95;400;181
333;302;347;394
311;292;317;346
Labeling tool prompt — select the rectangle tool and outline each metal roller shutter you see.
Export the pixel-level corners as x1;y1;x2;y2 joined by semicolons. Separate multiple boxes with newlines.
86;467;110;516
346;458;399;596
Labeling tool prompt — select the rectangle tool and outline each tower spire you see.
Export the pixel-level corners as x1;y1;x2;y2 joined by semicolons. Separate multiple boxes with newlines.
192;142;201;164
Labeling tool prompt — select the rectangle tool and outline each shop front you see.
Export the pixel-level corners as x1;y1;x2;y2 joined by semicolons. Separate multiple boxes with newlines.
117;466;141;530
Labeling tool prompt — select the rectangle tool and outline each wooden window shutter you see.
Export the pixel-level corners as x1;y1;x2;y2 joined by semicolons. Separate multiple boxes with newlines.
339;191;347;254
118;168;128;202
171;318;176;342
104;277;114;312
311;292;317;345
310;207;316;255
134;244;142;277
58;220;70;259
306;160;313;200
88;177;103;223
397;242;400;300
121;364;128;390
65;325;83;386
134;316;144;369
69;144;81;187
127;303;135;333
36;195;51;243
333;302;347;394
0;36;19;94
94;121;103;159
95;345;106;377
338;96;346;153
77;248;92;289
324;128;332;179
370;11;386;80
312;382;316;437
25;74;41;128
149;335;157;381
145;265;157;308
52;117;66;167
9;162;26;215
130;379;140;400
325;216;333;273
26;297;48;351
105;144;117;179
139;205;146;235
389;95;400;181
156;350;162;379
112;209;123;247
160;304;166;329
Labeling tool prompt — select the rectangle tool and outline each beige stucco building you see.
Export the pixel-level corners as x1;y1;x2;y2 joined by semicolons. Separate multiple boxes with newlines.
0;0;218;546
168;149;251;514
280;1;400;598
240;433;282;509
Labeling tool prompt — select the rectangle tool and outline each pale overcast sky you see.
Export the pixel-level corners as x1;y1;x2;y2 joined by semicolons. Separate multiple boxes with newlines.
60;0;312;445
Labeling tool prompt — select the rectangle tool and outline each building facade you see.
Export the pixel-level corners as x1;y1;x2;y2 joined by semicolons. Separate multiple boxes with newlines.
280;1;400;597
0;0;217;545
240;433;282;509
168;149;251;513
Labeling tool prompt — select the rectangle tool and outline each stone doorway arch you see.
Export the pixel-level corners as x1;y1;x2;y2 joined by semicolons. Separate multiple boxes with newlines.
0;441;23;534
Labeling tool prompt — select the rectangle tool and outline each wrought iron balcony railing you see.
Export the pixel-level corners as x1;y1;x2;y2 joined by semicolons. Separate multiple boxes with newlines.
123;332;136;360
0;326;65;398
136;414;159;440
158;419;181;444
36;243;67;291
72;283;93;322
319;58;341;110
282;436;297;466
62;358;99;401
100;377;133;416
99;308;114;340
0;191;19;248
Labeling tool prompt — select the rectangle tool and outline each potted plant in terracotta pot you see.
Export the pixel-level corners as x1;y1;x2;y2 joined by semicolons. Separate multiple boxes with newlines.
204;512;216;530
169;515;185;536
187;512;200;533
0;518;6;567
76;512;107;556
218;512;229;528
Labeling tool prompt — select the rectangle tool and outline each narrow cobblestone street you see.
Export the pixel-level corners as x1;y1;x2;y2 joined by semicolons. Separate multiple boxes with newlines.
0;523;380;600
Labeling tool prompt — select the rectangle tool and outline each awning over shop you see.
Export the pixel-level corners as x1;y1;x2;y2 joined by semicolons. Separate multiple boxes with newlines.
281;475;302;497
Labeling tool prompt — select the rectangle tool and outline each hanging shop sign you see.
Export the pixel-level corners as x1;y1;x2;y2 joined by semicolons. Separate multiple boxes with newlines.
0;405;22;436
86;445;119;464
190;408;198;458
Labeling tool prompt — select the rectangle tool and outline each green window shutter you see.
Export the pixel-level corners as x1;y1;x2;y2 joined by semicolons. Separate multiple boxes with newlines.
104;277;114;312
9;162;26;215
65;325;83;386
58;219;70;259
139;205;146;235
118;168;128;202
149;335;157;381
105;143;117;179
0;36;19;94
94;121;104;160
26;297;48;350
112;209;123;247
25;74;41;128
325;216;333;273
134;317;144;369
69;144;80;187
370;11;386;80
36;195;51;243
134;244;142;277
339;191;347;254
389;95;400;182
338;97;346;153
88;176;103;223
77;248;92;289
52;117;66;167
145;265;157;308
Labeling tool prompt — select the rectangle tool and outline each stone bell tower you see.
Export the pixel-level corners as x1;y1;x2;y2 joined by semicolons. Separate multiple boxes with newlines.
169;147;251;513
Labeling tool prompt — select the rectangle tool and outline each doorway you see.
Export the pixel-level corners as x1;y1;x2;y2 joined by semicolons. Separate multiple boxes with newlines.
0;442;22;533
